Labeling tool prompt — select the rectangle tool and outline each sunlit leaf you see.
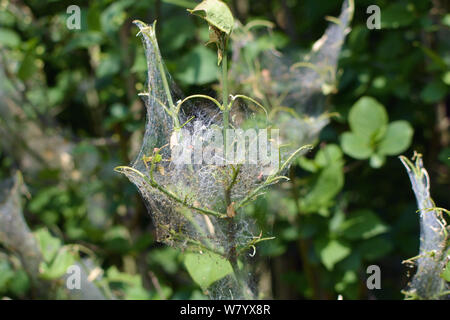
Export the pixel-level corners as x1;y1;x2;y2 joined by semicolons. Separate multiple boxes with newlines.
341;132;372;159
348;96;388;141
184;251;233;290
188;0;234;35
34;228;62;263
40;247;76;280
377;121;413;156
317;239;351;270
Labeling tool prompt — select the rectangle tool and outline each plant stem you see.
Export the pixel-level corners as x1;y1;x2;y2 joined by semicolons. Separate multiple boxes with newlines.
222;49;229;121
220;49;252;298
222;49;229;164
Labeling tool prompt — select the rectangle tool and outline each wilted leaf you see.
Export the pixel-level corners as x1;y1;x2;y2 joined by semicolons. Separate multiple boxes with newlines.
188;0;234;35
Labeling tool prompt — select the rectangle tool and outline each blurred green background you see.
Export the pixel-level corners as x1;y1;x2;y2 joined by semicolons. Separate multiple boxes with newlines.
0;0;449;300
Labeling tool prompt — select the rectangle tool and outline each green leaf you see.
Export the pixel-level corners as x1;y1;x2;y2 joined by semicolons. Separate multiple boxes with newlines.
358;237;393;261
0;11;15;27
18;52;37;81
63;32;103;53
0;261;14;292
106;266;141;286
341;132;373;159
297;156;319;173
188;0;234;35
317;239;351;270
87;6;101;31
124;285;152;300
258;237;287;257
34;228;62;263
420;80;447;104
315;144;343;167
381;3;415;29
147;247;180;274
100;0;134;35
9;270;30;297
103;225;132;253
438;147;450;167
161;15;196;51
184;251;233;290
443;71;450;86
151;285;172;300
377;120;413;156
442;14;450;27
106;266;151;299
335;270;358;292
300;163;344;213
339;209;388;240
153;154;162;163
131;48;147;73
162;0;198;8
40;247;76;280
441;261;450;282
0;28;21;48
348;96;388;141
97;53;121;78
175;45;218;85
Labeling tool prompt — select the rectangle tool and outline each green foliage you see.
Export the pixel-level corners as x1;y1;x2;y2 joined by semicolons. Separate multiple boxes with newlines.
175;45;218;85
317;239;351;271
0;260;30;297
338;210;388;240
380;3;415;29
34;228;63;263
441;261;450;282
188;0;234;35
299;144;345;214
39;248;76;280
184;252;233;290
341;96;414;168
106;266;154;300
34;229;77;280
0;260;15;292
0;0;448;301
